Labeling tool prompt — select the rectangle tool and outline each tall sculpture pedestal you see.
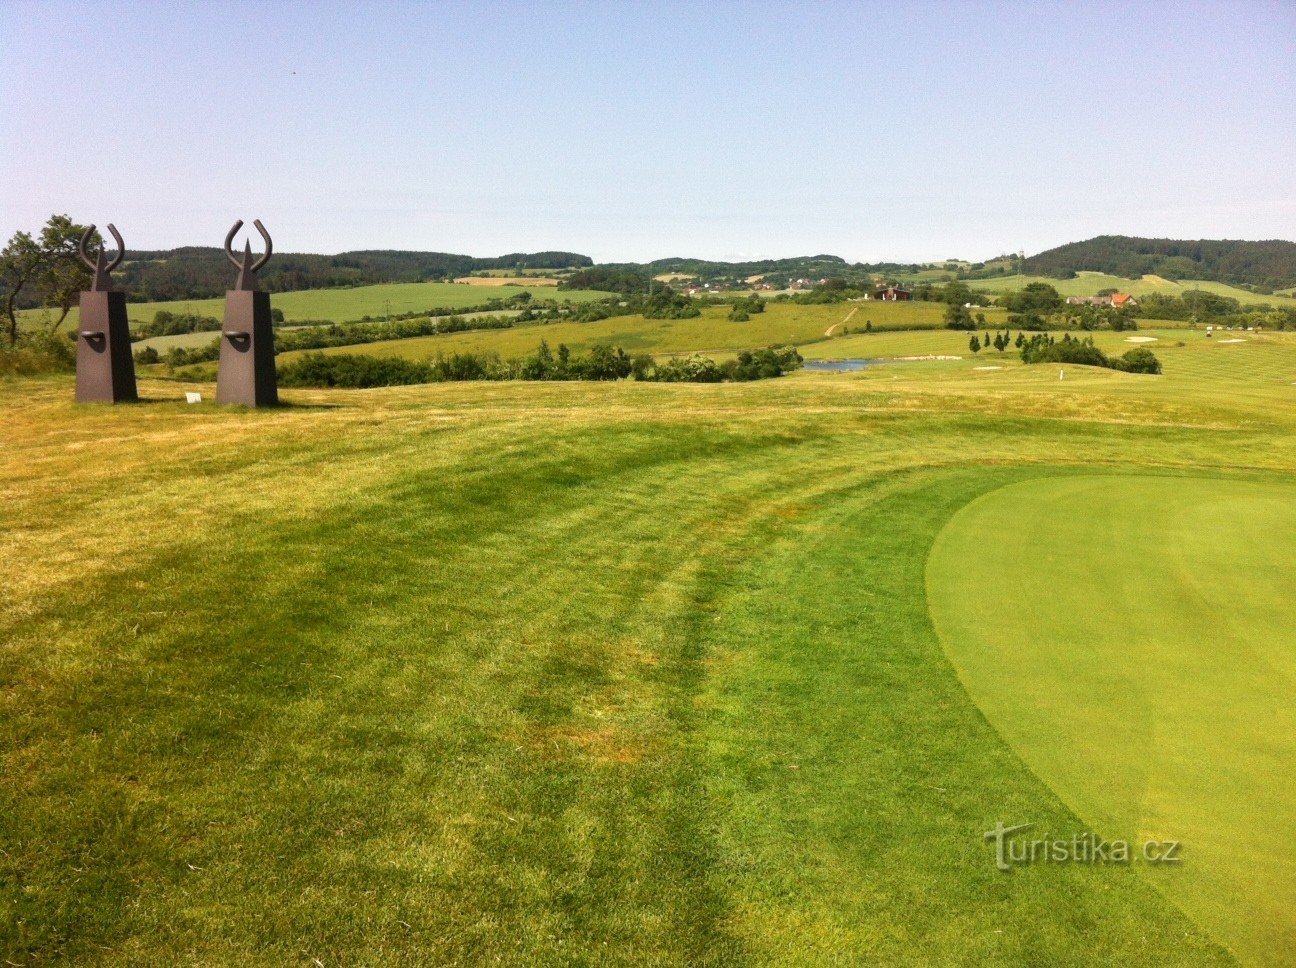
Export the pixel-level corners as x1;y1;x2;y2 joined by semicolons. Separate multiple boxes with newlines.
216;290;278;406
76;290;137;403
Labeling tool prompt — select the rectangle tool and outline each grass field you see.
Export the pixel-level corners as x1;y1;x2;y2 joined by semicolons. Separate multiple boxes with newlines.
4;316;1295;964
16;281;612;331
452;276;560;286
928;475;1296;967
967;272;1296;309
131;311;524;354
282;300;992;364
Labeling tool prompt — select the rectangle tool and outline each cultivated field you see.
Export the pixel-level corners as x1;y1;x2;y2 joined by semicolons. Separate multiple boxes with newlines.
5;326;1295;964
16;280;611;331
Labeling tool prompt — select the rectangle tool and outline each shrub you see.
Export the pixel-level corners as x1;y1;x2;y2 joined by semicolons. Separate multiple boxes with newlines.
277;353;437;388
640;347;801;383
0;331;75;375
1118;347;1162;374
132;310;222;339
1019;333;1160;374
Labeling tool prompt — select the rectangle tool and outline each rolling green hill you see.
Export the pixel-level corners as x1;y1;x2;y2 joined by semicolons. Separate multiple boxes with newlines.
1021;236;1296;291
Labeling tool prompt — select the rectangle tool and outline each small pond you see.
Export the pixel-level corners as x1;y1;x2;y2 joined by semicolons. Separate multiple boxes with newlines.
802;358;886;372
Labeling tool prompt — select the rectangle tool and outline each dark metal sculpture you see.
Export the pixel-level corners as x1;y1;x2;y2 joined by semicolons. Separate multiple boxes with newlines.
75;223;138;403
216;219;278;406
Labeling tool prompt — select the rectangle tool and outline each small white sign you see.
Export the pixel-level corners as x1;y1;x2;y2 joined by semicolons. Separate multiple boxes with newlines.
185;392;202;404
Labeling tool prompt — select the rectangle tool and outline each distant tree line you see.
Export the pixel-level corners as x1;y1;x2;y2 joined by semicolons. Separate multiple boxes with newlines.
3;240;593;308
559;268;651;294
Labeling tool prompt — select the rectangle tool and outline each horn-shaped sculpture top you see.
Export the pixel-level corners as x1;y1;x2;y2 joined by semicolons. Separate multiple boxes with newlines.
224;219;273;291
79;223;125;292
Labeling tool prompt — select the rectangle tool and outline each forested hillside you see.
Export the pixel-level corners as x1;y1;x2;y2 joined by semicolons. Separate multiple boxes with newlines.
1022;236;1296;292
92;249;593;304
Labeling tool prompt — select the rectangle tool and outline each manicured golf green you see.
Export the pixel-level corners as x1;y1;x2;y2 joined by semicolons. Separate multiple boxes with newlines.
927;475;1296;966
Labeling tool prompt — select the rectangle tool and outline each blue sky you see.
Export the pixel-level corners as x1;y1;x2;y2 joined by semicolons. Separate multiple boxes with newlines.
2;0;1293;262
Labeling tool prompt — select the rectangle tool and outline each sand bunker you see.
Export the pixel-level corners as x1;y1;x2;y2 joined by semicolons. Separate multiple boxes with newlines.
1125;336;1157;343
1218;338;1248;344
973;365;1003;371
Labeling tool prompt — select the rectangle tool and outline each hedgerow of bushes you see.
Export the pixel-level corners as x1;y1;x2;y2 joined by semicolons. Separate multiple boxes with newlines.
277;341;801;389
1019;333;1161;374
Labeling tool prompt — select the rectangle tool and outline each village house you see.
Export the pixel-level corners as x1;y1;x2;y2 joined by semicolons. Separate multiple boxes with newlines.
1065;293;1138;308
877;286;913;301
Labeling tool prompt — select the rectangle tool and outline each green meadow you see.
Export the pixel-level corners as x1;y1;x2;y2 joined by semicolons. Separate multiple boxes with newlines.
15;280;612;331
968;271;1296;308
282;300;983;364
4;317;1295;965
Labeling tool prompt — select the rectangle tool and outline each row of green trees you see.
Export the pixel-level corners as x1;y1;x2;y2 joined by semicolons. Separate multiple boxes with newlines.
277;341;801;389
968;331;1024;353
635;347;801;382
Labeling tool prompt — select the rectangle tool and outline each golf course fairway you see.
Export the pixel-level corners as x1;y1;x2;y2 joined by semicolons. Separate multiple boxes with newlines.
926;474;1296;967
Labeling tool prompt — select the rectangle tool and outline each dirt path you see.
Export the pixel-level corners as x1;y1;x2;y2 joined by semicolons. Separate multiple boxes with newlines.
824;306;858;337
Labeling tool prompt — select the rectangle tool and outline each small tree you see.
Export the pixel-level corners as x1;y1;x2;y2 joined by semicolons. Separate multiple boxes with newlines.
35;215;91;332
969;334;981;353
0;214;91;345
0;231;41;346
945;303;974;330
